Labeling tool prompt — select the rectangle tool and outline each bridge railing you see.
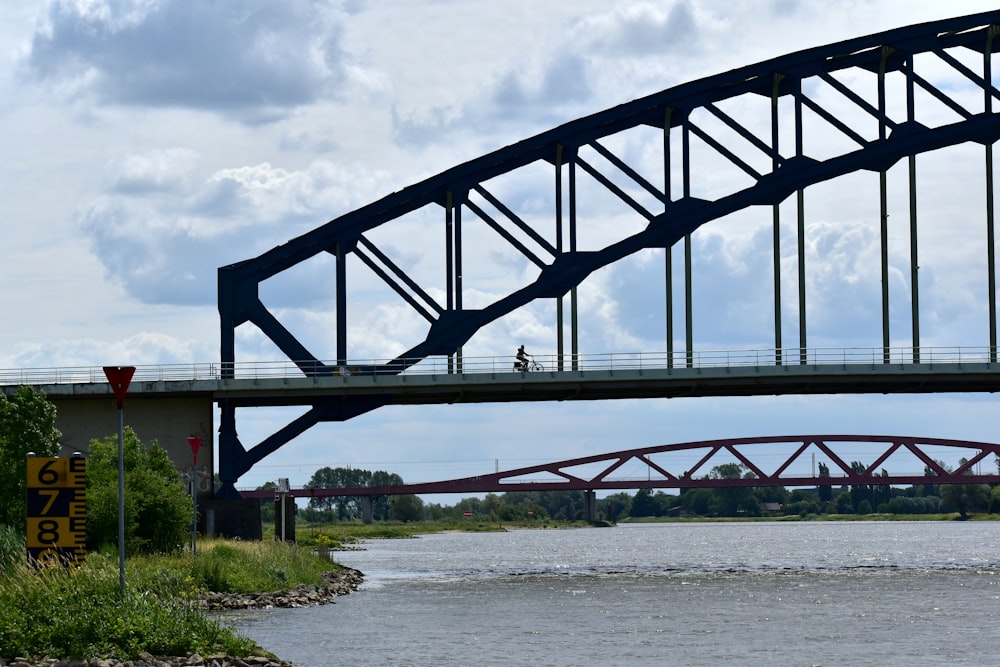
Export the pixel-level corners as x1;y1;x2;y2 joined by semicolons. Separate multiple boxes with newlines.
0;346;995;387
0;363;222;386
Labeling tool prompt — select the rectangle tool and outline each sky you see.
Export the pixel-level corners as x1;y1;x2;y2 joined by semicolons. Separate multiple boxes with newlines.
3;0;1000;498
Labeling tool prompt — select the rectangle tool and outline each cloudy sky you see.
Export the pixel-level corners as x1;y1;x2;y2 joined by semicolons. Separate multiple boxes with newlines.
3;0;1000;495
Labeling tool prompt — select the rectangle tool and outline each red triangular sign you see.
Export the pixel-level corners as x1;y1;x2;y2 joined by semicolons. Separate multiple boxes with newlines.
103;366;135;408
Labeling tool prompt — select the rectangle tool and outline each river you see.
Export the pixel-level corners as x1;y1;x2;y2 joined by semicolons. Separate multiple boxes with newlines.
228;521;1000;666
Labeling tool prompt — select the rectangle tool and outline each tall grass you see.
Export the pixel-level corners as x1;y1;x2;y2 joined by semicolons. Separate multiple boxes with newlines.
0;552;261;661
135;538;343;595
0;537;343;662
0;524;24;573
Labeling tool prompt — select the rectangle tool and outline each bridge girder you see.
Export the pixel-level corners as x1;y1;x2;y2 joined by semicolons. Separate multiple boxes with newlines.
216;11;1000;493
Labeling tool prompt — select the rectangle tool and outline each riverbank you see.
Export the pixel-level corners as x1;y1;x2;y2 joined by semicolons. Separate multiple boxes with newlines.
201;567;363;610
0;539;359;666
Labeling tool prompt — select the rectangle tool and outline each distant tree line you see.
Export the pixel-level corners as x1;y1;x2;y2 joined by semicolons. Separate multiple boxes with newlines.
298;467;423;522
276;458;1000;524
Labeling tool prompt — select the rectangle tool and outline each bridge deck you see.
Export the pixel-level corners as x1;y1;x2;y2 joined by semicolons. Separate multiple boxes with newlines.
4;356;1000;406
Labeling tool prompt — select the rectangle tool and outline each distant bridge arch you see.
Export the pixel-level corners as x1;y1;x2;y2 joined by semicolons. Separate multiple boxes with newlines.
244;434;1000;498
218;11;1000;493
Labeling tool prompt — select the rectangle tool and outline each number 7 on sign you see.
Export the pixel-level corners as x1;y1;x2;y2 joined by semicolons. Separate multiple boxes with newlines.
37;489;59;515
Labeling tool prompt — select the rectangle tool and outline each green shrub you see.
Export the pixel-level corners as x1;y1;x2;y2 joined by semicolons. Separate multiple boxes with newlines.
86;427;192;554
0;386;61;528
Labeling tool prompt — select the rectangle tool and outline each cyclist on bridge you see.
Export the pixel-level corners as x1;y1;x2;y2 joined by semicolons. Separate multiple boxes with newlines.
515;345;530;371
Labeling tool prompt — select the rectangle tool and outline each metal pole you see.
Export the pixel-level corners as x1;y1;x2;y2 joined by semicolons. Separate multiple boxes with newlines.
985;29;998;362
683;118;693;368
445;191;455;374
556;145;564;370
795;79;807;365
906;56;920;363
191;472;197;555
278;477;290;541
664;108;674;369
771;74;784;366
569;148;579;369
117;405;125;591
104;366;134;591
879;47;891;365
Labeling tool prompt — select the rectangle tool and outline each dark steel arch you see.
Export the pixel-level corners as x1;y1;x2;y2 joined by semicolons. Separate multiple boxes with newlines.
218;11;1000;494
241;434;1000;497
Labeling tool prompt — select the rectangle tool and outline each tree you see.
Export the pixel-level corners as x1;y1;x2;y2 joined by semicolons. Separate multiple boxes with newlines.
0;387;61;529
257;481;277;522
817;462;833;502
940;484;991;519
630;488;662;517
783;494;821;517
390;494;424;522
87;427;192;554
849;460;867;508
835;490;854;514
305;467;404;521
708;463;752;517
683;488;714;516
991;486;1000;514
599;492;633;522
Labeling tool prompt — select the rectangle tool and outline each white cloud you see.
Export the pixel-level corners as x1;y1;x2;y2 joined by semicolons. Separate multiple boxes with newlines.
78;153;393;306
24;0;362;122
2;331;208;369
107;148;201;194
570;1;704;58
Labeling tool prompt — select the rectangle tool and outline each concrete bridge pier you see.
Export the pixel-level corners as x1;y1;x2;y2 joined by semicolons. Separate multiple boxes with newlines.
361;496;373;524
275;495;296;543
584;490;597;523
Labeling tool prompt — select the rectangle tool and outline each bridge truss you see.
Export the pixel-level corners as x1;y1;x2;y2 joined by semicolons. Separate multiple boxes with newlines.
241;435;1000;498
217;11;1000;493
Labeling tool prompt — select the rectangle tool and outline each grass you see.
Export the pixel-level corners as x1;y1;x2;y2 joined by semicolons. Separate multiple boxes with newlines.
0;524;23;574
0;537;343;662
150;538;346;595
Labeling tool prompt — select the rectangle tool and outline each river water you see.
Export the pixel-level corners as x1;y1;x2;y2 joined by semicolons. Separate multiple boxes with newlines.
228;522;1000;666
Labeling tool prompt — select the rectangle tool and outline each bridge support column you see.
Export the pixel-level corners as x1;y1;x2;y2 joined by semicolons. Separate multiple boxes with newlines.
584;490;597;523
361;496;374;524
274;494;296;543
217;401;242;499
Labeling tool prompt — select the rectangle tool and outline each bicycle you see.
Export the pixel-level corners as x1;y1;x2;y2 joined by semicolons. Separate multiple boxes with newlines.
514;356;543;372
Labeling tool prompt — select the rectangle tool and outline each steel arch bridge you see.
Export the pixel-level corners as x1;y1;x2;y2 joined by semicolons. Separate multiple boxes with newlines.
241;435;1000;498
217;11;1000;494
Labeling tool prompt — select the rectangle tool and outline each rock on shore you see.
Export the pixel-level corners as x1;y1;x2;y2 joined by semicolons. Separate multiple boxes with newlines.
201;567;363;610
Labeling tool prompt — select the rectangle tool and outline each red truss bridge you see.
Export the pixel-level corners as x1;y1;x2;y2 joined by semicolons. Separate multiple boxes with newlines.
243;434;1000;499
